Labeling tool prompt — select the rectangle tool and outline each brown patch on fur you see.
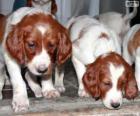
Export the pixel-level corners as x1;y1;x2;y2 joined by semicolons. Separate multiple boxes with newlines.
128;29;140;55
83;52;138;100
0;14;6;43
99;32;109;39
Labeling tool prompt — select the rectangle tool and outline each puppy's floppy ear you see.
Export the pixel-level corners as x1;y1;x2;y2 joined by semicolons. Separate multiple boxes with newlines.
6;27;25;65
57;30;72;65
124;63;138;99
83;63;100;99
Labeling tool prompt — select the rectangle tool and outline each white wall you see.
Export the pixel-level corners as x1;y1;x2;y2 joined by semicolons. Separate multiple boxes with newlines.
0;0;14;15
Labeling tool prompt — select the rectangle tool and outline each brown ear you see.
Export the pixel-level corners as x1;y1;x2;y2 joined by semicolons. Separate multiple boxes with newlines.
6;27;25;65
51;0;57;14
82;63;100;99
125;65;138;99
57;31;72;65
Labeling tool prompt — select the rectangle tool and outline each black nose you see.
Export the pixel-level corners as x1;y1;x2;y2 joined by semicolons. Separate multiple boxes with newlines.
111;102;120;109
37;68;48;74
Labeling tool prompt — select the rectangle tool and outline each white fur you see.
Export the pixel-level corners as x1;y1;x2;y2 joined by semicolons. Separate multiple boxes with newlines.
3;51;29;112
123;24;140;90
67;15;121;97
27;48;51;75
37;25;48;35
25;72;42;98
54;67;65;93
1;7;57;112
103;63;124;109
99;12;129;38
97;7;137;43
41;76;60;98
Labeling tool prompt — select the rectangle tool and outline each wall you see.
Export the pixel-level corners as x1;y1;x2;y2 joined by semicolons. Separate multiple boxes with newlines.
100;0;126;14
0;0;15;15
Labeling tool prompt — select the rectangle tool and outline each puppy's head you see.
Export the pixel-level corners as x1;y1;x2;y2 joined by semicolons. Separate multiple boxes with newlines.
6;13;72;76
83;52;138;109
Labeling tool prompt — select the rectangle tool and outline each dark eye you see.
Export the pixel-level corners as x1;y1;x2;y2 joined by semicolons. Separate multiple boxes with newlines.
103;81;112;87
48;43;55;49
27;41;36;49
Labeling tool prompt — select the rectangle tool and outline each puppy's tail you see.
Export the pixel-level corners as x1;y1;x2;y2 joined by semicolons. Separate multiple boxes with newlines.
123;5;137;22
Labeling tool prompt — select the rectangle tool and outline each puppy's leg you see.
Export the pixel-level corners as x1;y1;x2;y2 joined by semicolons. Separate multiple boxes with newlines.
123;43;133;65
72;56;89;97
54;66;65;93
135;55;140;91
25;71;42;98
42;76;60;98
5;58;29;112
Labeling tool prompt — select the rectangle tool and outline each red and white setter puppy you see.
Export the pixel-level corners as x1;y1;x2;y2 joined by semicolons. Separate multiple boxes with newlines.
123;24;140;91
83;52;138;109
27;0;57;15
2;7;71;112
66;15;121;97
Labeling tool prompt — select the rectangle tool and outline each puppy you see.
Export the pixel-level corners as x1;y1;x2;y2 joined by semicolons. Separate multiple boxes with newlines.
123;24;140;91
27;0;57;15
67;15;121;97
83;52;138;109
96;7;137;43
2;7;71;112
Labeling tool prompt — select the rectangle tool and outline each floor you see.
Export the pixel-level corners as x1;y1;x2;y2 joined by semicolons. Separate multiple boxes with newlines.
0;60;140;116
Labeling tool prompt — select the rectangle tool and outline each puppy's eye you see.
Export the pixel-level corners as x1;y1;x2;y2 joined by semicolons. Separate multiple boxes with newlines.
28;42;36;49
103;82;112;87
48;43;55;49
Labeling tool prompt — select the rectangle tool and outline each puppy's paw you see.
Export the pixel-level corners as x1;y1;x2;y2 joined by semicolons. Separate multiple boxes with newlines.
55;86;65;93
42;89;60;99
78;89;90;97
12;95;29;112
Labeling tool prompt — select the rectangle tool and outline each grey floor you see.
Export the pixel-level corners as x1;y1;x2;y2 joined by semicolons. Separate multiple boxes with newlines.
1;60;140;115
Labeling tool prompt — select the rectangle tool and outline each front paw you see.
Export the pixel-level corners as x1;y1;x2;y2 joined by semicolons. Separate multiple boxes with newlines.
78;89;90;97
55;85;65;93
12;95;29;112
42;89;60;99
